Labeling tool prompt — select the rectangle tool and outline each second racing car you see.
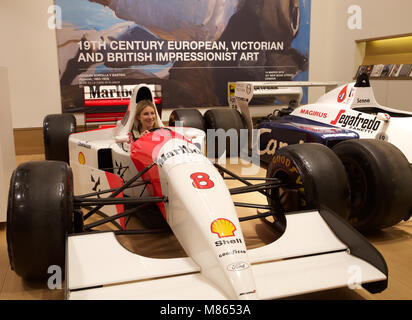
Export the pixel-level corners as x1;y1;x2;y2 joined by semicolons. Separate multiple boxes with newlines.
227;73;412;231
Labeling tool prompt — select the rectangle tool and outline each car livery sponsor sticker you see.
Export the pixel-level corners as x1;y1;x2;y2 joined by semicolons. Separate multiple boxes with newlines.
77;141;92;149
215;238;243;247
218;248;246;258
330;110;382;133
356;98;371;104
299;108;327;119
227;262;250;272
156;144;202;167
211;218;236;238
337;85;348;103
78;152;86;164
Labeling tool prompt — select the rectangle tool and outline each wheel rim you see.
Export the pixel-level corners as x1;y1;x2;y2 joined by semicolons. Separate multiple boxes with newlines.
269;169;307;213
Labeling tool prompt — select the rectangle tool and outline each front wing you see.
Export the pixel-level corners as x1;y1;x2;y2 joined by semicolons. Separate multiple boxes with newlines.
66;208;386;300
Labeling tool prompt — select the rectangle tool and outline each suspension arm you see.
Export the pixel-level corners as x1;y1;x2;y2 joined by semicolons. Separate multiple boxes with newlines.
76;180;150;199
84;162;156;220
214;163;272;197
74;196;166;206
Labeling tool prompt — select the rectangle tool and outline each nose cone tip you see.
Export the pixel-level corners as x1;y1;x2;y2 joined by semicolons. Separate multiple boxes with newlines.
238;291;259;300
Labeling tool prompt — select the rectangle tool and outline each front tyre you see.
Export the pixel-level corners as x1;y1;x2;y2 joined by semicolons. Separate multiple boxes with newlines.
7;161;74;280
267;143;351;220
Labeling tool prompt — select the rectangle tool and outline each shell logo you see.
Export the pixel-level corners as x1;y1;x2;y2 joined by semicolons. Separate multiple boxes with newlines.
211;218;236;238
78;152;85;165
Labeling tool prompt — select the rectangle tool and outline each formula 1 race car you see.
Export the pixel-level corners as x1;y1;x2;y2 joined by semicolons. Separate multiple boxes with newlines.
228;74;412;232
7;84;388;300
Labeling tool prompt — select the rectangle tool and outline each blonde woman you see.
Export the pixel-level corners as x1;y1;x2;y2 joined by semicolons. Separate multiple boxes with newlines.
132;100;160;140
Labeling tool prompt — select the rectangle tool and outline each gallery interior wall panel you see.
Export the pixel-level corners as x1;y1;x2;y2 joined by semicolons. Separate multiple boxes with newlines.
0;67;16;222
0;0;61;129
308;0;412;108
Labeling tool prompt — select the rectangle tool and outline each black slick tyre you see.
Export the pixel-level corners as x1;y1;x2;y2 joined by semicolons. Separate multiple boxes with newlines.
267;143;351;219
168;109;206;131
43;114;76;163
203;108;247;158
332;139;412;231
7;161;74;280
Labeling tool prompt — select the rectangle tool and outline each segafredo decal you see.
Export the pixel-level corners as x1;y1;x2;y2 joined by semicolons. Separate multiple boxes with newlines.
330;110;381;133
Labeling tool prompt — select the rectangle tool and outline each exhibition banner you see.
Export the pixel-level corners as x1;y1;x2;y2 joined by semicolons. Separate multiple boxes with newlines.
54;0;311;113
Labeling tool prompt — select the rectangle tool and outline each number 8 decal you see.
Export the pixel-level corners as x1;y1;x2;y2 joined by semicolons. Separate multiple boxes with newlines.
190;172;214;189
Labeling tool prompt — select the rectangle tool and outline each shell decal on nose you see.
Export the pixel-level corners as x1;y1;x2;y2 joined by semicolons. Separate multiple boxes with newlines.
211;218;236;238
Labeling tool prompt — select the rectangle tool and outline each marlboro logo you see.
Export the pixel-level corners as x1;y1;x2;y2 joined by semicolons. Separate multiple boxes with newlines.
211;218;236;238
84;85;136;100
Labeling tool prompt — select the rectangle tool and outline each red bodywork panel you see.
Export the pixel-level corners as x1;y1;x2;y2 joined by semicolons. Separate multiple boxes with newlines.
130;128;189;219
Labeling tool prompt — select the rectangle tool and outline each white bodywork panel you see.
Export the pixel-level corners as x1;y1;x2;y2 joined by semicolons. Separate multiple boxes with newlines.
229;81;339;145
68;252;384;300
67;211;385;300
290;83;412;161
231;80;412;162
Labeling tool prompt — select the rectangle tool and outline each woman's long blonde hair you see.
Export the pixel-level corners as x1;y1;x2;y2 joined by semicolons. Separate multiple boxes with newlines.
133;99;160;133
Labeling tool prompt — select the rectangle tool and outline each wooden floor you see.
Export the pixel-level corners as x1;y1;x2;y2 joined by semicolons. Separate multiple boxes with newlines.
1;154;411;300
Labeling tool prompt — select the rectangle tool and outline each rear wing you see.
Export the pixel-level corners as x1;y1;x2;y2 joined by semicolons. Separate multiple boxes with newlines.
228;81;339;146
228;81;339;108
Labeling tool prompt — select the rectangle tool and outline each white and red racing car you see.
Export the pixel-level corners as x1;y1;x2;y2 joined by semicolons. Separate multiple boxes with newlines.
7;84;388;300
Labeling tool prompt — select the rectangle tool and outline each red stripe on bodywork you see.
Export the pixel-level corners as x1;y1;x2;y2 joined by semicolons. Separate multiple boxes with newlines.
85;112;125;122
130;129;188;219
86;97;162;106
85;99;129;106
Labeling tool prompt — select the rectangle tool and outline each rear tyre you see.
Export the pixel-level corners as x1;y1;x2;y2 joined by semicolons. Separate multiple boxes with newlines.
332;139;412;231
168;109;205;131
43;114;76;163
267;143;351;219
7;161;74;280
203;108;247;158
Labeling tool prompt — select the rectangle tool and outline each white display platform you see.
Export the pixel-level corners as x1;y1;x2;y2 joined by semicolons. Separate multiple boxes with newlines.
0;67;16;222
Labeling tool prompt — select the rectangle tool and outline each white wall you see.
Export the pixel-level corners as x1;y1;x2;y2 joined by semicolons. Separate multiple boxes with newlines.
1;0;412;129
0;67;16;221
0;0;61;129
309;0;412;111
